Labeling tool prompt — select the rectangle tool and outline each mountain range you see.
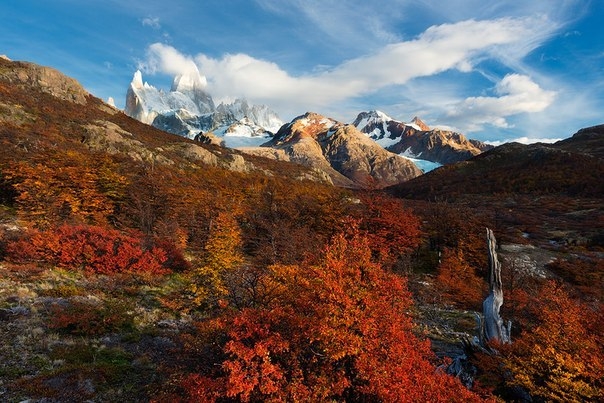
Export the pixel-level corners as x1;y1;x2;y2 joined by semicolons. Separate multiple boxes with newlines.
0;58;331;185
242;112;422;188
3;57;601;194
351;110;493;165
125;69;282;148
124;71;495;177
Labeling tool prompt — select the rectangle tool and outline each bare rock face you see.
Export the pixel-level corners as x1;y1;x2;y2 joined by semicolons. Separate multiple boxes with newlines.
322;125;422;188
0;58;88;104
411;116;430;131
254;112;421;188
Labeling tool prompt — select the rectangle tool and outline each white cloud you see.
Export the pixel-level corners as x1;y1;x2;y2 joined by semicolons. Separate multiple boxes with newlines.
486;137;563;146
142;17;161;29
143;16;556;120
444;74;557;132
141;43;199;76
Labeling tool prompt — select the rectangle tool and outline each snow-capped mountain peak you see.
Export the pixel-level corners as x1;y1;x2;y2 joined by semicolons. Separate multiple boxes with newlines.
352;110;393;130
350;111;493;168
271;112;339;145
131;70;145;90
352;110;398;141
410;116;430;131
124;70;282;148
171;66;207;93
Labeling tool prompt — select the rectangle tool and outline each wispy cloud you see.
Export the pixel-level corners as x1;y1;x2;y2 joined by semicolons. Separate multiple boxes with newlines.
255;0;405;49
143;16;557;121
444;74;557;132
142;17;161;30
486;137;563;146
141;43;198;76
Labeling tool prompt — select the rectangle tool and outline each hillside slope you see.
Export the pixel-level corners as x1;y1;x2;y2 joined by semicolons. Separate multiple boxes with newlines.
389;140;604;200
0;58;332;187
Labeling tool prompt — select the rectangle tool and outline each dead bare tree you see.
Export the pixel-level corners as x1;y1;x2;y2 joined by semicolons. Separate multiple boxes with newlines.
479;228;511;345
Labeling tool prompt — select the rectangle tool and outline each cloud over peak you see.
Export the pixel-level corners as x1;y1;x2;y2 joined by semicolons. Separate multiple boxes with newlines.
141;16;558;126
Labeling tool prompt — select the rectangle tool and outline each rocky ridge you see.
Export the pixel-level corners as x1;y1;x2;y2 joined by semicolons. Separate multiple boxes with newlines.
241;112;422;188
352;110;493;165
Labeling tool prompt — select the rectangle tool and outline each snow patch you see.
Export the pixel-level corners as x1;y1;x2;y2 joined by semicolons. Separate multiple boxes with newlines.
400;147;421;158
224;135;272;148
375;136;400;148
324;128;337;139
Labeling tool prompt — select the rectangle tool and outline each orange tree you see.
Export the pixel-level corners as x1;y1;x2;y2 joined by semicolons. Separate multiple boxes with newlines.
356;193;422;271
178;230;486;402
435;247;485;310
500;281;603;402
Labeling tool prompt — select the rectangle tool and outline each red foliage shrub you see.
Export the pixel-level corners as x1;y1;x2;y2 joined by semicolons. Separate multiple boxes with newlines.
152;237;190;272
6;224;170;275
48;298;135;336
546;256;604;299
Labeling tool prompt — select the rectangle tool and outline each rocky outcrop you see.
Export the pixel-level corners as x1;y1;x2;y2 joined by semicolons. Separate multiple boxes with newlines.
0;58;88;104
194;131;225;147
241;112;422;188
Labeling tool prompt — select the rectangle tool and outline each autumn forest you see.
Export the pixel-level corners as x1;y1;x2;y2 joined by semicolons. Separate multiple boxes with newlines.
0;59;602;402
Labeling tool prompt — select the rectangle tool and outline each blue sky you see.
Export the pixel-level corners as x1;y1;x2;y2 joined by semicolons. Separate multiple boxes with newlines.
1;0;603;143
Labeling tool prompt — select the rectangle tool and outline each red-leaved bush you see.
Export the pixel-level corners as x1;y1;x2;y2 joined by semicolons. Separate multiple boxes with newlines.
7;225;170;275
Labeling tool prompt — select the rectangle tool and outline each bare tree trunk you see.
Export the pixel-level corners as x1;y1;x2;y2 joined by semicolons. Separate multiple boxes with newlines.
481;228;511;344
447;229;511;387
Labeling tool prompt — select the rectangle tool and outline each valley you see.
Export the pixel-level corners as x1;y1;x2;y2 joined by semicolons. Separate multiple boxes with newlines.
0;58;602;402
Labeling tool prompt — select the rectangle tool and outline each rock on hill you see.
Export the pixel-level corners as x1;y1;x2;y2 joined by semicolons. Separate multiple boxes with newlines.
0;59;89;104
241;112;422;188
